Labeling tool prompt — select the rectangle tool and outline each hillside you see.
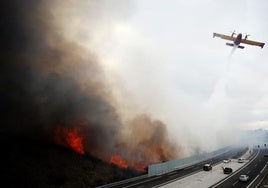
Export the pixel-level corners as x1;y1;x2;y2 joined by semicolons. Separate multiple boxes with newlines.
1;132;143;188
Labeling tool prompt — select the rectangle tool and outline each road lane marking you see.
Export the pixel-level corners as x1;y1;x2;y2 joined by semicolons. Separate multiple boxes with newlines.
256;174;267;188
246;174;259;188
260;163;267;173
246;162;268;188
232;180;239;186
211;149;260;188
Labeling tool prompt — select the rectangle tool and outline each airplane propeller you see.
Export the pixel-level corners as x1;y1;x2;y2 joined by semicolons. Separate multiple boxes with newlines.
244;33;250;39
230;30;236;37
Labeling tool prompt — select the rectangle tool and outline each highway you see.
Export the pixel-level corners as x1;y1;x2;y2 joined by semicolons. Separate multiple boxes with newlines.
211;148;268;188
105;147;248;188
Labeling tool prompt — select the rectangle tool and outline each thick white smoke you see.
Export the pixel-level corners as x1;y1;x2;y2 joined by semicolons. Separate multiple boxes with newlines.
47;0;264;156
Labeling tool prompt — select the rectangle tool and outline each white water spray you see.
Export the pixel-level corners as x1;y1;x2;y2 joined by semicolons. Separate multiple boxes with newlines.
209;46;235;105
228;45;237;59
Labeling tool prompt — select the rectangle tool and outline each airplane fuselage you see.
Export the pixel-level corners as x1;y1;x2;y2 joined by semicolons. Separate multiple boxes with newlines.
226;33;244;49
234;33;242;45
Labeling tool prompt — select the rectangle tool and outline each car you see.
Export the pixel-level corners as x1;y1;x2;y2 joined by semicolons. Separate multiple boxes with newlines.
239;174;249;182
223;167;233;174
223;159;231;163
238;158;244;163
203;164;212;171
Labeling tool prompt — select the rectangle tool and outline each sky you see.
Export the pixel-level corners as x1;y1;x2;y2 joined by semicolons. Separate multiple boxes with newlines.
51;0;268;152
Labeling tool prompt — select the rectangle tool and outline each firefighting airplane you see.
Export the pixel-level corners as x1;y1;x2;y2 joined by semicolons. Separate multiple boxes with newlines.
213;31;265;49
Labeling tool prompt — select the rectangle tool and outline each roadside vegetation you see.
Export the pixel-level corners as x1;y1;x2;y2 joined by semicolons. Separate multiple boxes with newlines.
2;132;143;188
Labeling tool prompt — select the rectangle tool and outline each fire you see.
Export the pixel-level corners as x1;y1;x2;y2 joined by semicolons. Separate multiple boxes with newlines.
51;117;175;173
130;161;146;172
110;155;128;169
110;155;146;172
54;126;85;155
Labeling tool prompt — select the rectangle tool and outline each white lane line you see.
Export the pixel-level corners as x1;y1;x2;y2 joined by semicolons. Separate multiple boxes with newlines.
260;163;267;173
211;149;260;188
256;174;267;188
246;174;259;188
246;163;268;188
232;180;239;186
254;164;258;167
247;170;251;174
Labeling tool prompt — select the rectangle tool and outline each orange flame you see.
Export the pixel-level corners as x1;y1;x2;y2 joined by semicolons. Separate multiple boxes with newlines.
110;155;146;172
110;155;128;169
54;126;85;155
130;161;146;172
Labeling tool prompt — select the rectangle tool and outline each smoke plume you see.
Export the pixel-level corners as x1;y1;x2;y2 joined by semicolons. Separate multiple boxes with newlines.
0;0;181;170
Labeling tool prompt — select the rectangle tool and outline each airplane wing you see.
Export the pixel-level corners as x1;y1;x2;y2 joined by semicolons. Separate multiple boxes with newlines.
213;33;235;42
241;39;265;48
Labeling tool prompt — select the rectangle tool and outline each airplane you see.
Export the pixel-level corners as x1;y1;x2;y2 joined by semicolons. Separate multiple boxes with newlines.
213;31;265;49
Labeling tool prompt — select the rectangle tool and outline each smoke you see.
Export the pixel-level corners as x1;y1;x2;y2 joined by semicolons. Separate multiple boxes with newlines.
0;0;181;170
120;115;179;163
42;0;242;156
1;0;120;159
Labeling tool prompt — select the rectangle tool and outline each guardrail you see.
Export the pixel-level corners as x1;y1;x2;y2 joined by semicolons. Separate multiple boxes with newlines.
148;146;232;176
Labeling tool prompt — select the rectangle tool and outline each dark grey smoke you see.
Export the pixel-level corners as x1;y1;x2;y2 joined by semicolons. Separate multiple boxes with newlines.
0;0;181;168
0;0;121;155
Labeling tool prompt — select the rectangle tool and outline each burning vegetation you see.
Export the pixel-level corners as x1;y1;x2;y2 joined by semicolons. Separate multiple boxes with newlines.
51;115;177;172
1;1;182;183
110;155;129;169
54;126;85;155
